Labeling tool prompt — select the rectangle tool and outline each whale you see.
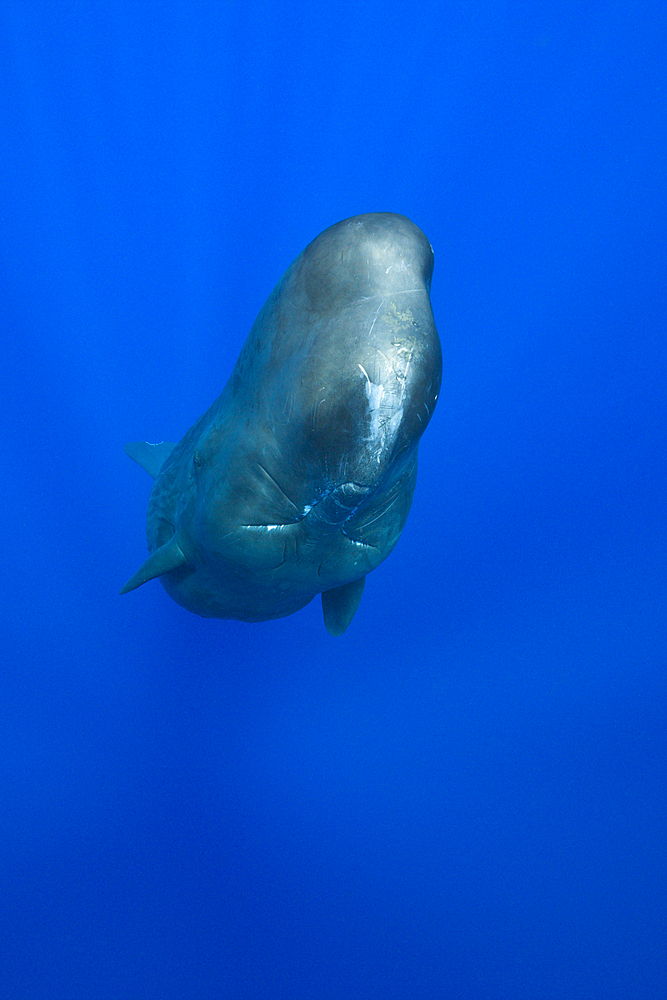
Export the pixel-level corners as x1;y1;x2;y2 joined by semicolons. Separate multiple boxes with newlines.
121;212;441;635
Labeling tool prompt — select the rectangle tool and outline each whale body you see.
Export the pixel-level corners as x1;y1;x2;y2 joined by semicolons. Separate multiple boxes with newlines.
121;213;441;635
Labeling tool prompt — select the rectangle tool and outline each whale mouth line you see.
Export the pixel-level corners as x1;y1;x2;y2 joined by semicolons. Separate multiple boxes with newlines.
241;523;294;532
238;522;378;552
341;530;377;550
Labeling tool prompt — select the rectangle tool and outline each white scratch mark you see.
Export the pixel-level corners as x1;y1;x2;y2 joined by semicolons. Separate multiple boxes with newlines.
367;298;385;340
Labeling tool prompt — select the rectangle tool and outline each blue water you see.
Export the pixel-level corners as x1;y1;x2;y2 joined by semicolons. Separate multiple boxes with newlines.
1;3;666;997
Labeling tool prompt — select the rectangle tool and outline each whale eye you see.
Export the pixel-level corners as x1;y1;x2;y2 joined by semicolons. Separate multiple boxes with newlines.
193;452;201;468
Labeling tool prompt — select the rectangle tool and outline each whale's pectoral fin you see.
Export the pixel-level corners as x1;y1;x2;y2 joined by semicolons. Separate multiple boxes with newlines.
321;577;366;636
120;535;188;595
124;441;177;479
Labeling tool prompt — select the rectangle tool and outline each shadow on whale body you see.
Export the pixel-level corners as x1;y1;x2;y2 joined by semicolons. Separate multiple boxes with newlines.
121;213;442;635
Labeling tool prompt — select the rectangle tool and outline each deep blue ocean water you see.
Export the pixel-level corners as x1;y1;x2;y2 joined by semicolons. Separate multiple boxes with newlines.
1;3;666;997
